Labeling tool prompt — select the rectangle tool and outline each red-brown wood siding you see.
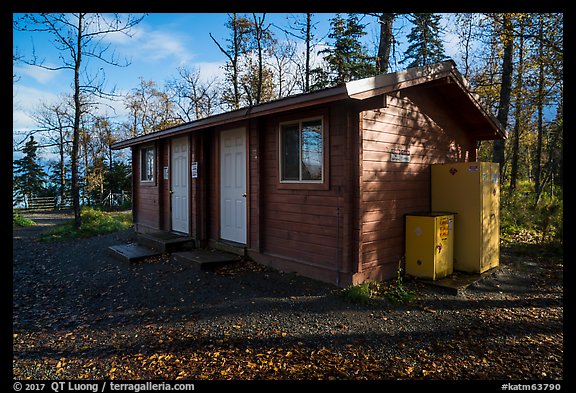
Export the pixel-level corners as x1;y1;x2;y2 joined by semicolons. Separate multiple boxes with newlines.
207;130;219;242
159;140;170;231
248;119;262;252
358;91;474;278
190;133;205;242
258;103;352;285
133;142;161;231
130;147;138;225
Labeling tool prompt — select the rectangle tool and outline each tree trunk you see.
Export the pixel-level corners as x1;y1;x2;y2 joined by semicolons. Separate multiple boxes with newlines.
83;127;90;207
377;13;395;73
57;113;67;206
71;13;83;229
509;20;524;193
534;15;545;197
232;14;241;110
305;13;311;92
492;13;514;179
255;14;263;104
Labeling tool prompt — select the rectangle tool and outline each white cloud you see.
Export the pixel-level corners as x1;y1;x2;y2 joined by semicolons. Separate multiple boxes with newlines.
13;85;61;131
15;64;63;84
144;31;194;64
194;61;225;82
13;109;36;132
112;23;195;67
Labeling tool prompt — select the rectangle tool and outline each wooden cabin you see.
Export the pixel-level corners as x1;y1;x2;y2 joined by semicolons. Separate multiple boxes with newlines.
111;60;505;287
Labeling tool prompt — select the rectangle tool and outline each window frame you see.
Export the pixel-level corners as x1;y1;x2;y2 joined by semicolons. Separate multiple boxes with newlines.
140;144;156;183
277;111;329;190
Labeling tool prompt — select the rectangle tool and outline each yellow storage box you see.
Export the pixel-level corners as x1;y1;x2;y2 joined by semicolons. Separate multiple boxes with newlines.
405;212;455;280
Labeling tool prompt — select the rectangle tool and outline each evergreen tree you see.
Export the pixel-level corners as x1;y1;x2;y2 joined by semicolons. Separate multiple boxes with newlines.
104;160;132;194
13;136;47;207
319;13;377;86
46;159;71;206
401;13;447;68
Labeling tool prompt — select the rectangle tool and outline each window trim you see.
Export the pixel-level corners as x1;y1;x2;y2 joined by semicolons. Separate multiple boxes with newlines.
277;110;329;190
140;144;156;184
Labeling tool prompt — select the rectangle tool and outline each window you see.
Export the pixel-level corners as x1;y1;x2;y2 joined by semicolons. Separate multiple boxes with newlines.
140;145;155;182
280;118;323;182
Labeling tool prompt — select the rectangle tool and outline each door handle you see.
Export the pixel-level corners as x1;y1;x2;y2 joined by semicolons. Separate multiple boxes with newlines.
242;193;247;198
169;190;174;194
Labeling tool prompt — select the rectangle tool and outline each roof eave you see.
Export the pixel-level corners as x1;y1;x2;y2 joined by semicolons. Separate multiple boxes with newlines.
345;60;506;140
345;60;457;100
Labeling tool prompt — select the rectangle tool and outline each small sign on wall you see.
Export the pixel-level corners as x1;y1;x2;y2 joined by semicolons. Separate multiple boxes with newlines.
391;148;410;163
163;166;169;180
191;162;198;178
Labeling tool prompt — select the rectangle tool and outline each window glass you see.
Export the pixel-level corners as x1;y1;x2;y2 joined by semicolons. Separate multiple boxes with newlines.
281;124;300;181
141;146;155;181
301;120;322;181
280;118;323;182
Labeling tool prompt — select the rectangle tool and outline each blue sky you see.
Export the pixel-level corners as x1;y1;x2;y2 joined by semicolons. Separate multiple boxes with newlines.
13;13;463;158
13;13;338;134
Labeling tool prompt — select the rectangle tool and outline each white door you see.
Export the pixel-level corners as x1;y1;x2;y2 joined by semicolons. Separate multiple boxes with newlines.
220;128;247;244
171;137;189;234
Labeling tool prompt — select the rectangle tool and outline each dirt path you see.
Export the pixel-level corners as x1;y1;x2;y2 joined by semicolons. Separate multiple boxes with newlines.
13;210;75;239
12;212;563;380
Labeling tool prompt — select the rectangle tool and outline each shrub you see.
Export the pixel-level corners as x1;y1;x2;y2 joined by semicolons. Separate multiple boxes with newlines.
501;186;563;248
341;262;416;305
382;261;416;303
341;282;374;304
13;212;35;228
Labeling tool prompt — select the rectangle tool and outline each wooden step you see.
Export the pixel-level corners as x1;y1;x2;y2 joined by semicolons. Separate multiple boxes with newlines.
172;249;241;271
411;266;500;296
137;231;195;253
108;243;163;263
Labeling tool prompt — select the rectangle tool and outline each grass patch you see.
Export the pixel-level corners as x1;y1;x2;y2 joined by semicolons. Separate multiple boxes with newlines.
341;263;416;305
382;280;416;303
13;212;36;228
341;282;375;304
40;207;132;241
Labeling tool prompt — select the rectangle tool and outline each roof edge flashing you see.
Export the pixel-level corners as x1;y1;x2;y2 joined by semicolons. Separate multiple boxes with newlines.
345;60;456;99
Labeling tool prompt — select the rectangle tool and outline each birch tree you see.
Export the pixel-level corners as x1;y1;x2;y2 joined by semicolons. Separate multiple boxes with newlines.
14;13;145;229
166;66;220;122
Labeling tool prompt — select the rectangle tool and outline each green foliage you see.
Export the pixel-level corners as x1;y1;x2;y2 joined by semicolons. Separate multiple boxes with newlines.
13;136;48;206
383;281;416;303
45;159;72;198
341;262;416;305
319;13;377;86
501;184;563;249
104;159;132;194
13;212;36;228
341;282;376;304
382;261;416;303
40;206;132;241
402;13;447;68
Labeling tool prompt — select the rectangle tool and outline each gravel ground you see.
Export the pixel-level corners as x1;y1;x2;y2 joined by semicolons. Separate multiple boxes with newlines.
12;210;563;381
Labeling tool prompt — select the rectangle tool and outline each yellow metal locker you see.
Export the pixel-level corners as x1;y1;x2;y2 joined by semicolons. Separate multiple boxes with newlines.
431;162;500;274
405;212;455;280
